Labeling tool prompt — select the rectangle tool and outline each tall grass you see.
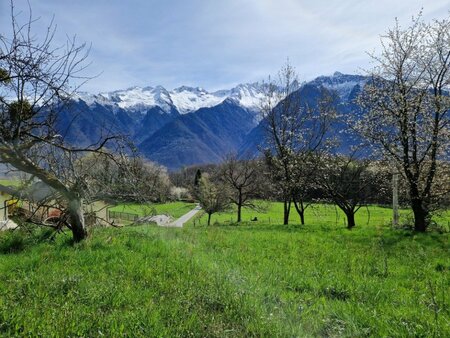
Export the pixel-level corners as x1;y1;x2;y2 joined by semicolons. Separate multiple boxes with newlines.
0;218;448;336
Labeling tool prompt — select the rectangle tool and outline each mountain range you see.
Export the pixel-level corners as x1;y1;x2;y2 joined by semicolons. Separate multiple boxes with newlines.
59;72;367;170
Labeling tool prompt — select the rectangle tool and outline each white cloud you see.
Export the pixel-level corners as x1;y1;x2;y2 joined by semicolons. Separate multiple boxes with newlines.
1;0;449;92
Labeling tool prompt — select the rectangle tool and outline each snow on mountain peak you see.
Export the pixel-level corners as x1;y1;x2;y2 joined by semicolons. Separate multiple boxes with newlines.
225;82;266;111
74;72;366;117
173;86;207;94
86;74;366;116
170;86;225;114
311;72;367;100
76;82;269;116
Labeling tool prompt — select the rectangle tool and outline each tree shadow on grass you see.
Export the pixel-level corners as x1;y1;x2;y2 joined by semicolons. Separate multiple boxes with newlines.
216;223;320;234
335;227;448;251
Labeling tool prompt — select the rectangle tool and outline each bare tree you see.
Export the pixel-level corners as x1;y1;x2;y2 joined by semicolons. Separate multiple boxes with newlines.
0;2;131;241
219;154;265;222
315;152;389;229
290;157;316;225
79;154;172;203
261;62;301;225
262;61;336;225
357;14;450;231
196;175;229;226
290;92;337;225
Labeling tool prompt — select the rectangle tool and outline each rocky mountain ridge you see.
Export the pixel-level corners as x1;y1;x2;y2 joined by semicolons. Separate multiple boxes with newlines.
59;72;367;169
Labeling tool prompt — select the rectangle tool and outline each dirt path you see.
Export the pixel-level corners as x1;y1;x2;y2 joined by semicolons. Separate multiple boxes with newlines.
164;205;202;228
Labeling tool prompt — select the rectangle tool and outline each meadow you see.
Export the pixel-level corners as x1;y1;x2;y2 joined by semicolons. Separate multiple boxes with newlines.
0;202;448;337
0;179;19;187
187;201;450;230
109;201;195;219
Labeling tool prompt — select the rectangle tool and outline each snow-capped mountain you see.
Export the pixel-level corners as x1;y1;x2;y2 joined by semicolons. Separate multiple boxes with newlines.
310;71;367;101
61;72;368;169
74;71;365;119
75;82;267;116
238;72;368;158
214;83;268;112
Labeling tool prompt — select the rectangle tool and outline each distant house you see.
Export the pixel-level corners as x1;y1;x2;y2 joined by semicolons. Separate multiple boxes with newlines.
0;181;58;223
0;183;17;229
1;180;110;228
0;184;15;222
1;196;9;222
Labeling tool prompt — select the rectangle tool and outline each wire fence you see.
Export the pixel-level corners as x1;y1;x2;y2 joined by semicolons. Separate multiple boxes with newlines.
190;204;441;228
108;210;139;222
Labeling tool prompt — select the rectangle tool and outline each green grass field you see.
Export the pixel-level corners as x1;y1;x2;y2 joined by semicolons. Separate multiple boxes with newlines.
0;210;448;337
109;201;195;219
0;179;20;187
187;201;450;230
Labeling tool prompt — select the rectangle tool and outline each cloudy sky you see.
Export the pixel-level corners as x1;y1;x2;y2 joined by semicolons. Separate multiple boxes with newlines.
1;0;448;93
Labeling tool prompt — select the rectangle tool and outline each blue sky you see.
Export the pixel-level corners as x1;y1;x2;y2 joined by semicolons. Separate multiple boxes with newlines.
1;0;449;93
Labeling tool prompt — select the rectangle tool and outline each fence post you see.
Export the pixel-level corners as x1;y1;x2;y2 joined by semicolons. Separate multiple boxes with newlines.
392;172;399;227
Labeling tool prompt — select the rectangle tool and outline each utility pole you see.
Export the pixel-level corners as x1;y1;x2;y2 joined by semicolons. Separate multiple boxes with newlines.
392;172;399;227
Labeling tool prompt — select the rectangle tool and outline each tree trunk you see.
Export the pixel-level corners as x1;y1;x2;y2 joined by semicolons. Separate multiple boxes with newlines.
345;211;356;229
293;198;305;225
411;198;429;232
207;212;212;226
237;191;242;222
68;198;87;242
283;198;291;225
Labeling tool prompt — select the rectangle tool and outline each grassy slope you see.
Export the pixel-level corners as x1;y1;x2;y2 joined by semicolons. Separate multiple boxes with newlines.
0;219;448;337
